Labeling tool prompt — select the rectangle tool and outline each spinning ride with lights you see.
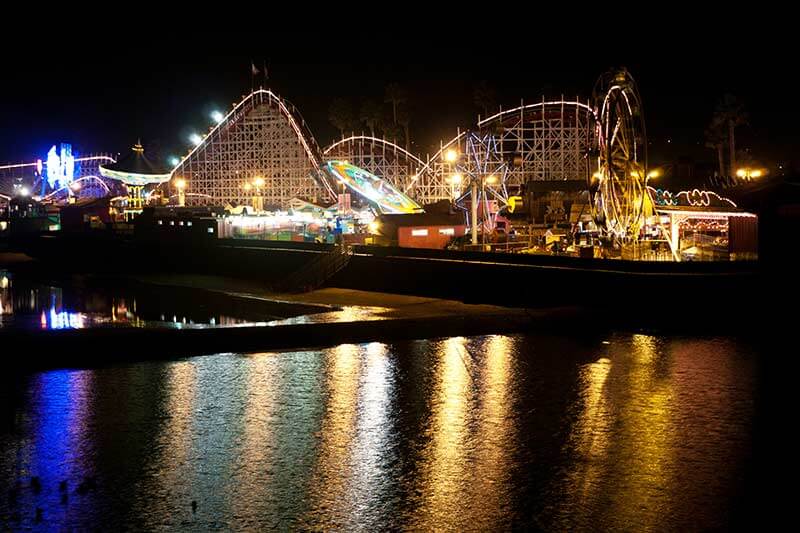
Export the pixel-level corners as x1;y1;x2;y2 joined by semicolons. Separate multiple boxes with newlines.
99;143;171;214
452;132;511;243
591;68;650;243
324;161;423;214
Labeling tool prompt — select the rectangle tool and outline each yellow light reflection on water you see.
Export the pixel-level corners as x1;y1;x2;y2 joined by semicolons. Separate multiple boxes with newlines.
231;352;280;520
142;360;198;516
619;334;676;530
559;355;613;516
415;336;473;527
471;335;515;527
556;333;677;531
303;343;362;528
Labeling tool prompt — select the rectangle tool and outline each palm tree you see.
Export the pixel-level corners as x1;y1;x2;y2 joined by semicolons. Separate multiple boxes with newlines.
359;100;383;137
473;81;497;119
704;118;726;179
712;94;748;177
397;104;411;151
384;83;408;127
328;98;355;138
383;122;403;145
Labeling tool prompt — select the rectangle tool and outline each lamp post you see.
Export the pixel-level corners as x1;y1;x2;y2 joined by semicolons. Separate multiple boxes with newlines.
174;178;186;207
483;174;499;246
69;181;80;204
242;182;252;211
253;176;265;212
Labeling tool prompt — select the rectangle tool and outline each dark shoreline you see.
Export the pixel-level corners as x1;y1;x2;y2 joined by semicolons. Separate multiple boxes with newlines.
2;240;787;373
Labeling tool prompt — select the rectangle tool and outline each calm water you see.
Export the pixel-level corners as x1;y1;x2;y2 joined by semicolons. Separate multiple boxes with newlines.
0;333;768;530
0;270;324;330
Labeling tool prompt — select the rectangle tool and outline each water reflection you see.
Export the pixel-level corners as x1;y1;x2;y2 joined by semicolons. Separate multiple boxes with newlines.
0;333;758;530
0;369;96;527
303;343;362;528
131;361;198;526
472;335;516;526
229;353;278;523
0;270;311;330
267;305;389;326
413;336;473;528
546;334;756;531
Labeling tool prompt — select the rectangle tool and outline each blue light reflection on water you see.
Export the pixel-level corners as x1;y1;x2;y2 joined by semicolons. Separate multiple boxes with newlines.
0;271;273;330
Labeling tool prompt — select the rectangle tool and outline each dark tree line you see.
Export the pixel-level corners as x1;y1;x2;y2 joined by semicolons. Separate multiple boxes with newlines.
328;82;501;151
704;94;748;177
328;83;411;151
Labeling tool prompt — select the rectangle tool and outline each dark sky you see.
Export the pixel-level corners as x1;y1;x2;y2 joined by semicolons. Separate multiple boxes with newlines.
1;37;796;170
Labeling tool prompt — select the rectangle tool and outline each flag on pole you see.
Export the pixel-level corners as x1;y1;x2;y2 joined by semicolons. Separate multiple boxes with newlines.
251;61;260;76
263;60;269;81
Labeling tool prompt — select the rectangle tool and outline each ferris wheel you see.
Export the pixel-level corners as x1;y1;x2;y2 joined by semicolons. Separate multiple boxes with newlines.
591;68;649;242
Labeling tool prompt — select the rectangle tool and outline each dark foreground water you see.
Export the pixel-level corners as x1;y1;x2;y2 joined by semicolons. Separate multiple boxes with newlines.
0;333;774;530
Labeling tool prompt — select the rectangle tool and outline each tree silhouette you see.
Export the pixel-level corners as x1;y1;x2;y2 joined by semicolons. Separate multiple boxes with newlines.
704;118;726;178
384;83;408;127
473;81;498;119
359;100;384;137
328;98;355;138
712;94;748;177
397;104;411;151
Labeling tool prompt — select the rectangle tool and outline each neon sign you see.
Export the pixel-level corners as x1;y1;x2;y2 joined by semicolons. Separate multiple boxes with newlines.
45;143;76;190
649;187;737;209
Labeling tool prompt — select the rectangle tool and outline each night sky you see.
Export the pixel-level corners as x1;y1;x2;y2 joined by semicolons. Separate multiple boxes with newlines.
1;37;796;173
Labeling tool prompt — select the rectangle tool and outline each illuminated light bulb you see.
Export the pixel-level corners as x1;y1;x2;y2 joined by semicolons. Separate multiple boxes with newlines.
736;168;746;178
169;156;180;166
449;173;462;184
211;110;224;123
253;176;265;187
486;174;498;184
174;178;186;190
445;149;458;163
189;133;203;146
751;170;763;178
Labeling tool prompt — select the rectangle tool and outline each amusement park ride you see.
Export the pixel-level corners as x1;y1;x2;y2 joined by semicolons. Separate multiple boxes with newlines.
0;68;757;261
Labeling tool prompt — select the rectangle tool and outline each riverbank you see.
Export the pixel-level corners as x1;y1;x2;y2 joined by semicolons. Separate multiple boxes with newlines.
3;253;577;370
2;250;783;372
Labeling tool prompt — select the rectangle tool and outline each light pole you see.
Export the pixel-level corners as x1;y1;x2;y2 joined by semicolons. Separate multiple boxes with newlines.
174;178;186;207
471;178;479;246
253;176;265;212
242;182;252;211
69;181;80;204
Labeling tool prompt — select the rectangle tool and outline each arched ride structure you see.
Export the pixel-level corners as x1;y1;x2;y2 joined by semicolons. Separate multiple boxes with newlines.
478;99;595;188
170;89;336;208
42;176;113;203
323;136;427;198
404;100;596;205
